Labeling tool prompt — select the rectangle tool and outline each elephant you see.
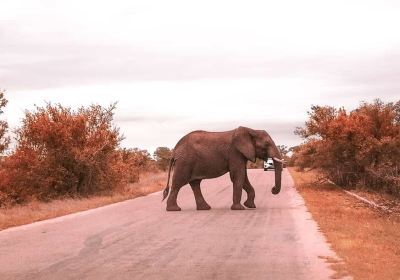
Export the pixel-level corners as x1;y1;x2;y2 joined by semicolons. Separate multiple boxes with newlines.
162;126;284;211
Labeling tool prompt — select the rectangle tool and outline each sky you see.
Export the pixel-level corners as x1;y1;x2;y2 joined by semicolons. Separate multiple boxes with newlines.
1;0;400;153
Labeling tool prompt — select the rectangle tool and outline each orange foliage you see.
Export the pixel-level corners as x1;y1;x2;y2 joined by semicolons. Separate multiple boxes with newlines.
0;103;153;206
293;99;400;196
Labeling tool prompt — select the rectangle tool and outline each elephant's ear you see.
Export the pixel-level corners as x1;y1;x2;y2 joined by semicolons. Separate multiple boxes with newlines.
233;127;256;163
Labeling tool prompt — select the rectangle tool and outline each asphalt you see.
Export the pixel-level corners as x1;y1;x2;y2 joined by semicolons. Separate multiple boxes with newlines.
0;169;350;280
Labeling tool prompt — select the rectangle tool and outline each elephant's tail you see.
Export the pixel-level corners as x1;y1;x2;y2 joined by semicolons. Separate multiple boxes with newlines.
162;158;175;202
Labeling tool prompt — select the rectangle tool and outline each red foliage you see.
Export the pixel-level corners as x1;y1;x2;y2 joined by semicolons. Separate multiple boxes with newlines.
0;103;153;206
293;99;400;196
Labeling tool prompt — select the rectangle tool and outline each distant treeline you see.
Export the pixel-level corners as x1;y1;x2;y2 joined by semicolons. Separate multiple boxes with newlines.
0;90;172;206
290;99;400;197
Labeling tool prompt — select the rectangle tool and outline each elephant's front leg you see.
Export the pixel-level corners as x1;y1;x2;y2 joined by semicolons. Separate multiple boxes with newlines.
190;180;211;210
243;174;256;208
230;168;246;210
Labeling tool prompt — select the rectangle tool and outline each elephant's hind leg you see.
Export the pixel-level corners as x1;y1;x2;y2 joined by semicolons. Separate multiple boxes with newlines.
166;162;190;211
166;177;184;211
166;186;182;211
243;175;256;209
190;179;211;210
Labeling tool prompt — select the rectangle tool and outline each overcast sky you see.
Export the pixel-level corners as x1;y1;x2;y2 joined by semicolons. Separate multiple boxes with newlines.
1;0;400;153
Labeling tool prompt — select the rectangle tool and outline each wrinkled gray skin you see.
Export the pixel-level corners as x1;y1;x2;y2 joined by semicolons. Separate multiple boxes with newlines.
162;126;283;211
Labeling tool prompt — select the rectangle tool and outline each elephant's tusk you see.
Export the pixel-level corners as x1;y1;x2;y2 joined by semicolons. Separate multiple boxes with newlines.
272;157;284;163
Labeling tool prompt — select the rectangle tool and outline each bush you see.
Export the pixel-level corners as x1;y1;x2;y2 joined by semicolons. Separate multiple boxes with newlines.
0;103;153;206
153;147;173;171
116;148;155;183
293;99;400;195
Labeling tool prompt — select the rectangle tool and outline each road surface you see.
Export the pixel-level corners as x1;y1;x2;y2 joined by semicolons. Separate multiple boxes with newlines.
0;169;349;280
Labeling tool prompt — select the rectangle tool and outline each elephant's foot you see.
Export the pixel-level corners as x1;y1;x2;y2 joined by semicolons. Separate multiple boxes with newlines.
196;202;211;211
244;200;256;209
166;204;182;211
231;203;245;210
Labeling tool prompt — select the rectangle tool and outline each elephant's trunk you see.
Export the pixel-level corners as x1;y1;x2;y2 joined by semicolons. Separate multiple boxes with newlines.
267;144;283;195
271;160;283;195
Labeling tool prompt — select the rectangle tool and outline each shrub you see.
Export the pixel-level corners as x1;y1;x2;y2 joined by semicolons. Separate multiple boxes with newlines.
116;148;155;183
293;99;400;195
153;147;173;171
0;103;153;206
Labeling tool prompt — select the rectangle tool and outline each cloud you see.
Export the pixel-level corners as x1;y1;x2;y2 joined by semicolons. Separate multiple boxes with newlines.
2;44;400;106
2;0;400;93
115;113;184;124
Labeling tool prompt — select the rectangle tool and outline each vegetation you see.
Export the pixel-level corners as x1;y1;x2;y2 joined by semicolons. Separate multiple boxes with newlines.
277;144;291;162
291;99;400;196
0;90;9;155
0;100;156;207
153;146;173;171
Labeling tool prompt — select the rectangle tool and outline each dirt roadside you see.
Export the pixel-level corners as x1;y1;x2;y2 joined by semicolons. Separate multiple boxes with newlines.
289;167;400;280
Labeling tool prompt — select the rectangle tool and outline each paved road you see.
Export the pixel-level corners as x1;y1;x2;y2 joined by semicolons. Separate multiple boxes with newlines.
0;169;348;280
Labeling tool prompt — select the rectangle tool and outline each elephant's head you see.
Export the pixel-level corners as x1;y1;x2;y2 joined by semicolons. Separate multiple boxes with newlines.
233;126;284;195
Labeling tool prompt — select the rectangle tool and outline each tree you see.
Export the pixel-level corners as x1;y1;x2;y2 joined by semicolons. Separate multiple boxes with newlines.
0;90;9;155
153;147;172;171
0;103;133;205
292;99;400;196
117;148;153;182
277;145;290;162
277;145;289;158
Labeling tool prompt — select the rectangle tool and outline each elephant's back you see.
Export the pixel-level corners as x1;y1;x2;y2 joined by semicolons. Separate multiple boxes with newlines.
173;130;233;161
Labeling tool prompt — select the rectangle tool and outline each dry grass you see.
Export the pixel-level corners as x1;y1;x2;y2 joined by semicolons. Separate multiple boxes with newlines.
289;167;400;280
0;172;167;231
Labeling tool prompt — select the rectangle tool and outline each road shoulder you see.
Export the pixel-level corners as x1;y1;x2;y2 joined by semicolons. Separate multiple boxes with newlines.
289;167;400;280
